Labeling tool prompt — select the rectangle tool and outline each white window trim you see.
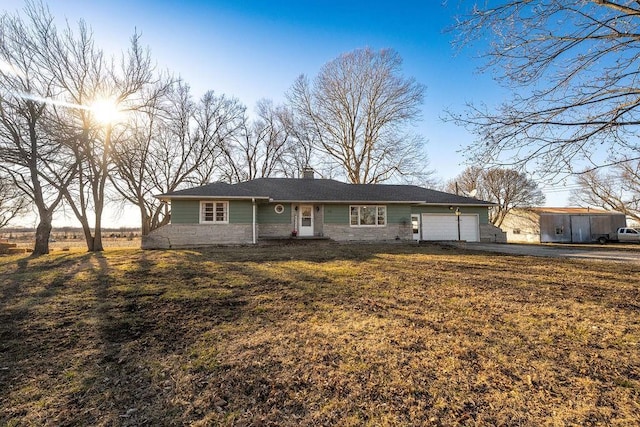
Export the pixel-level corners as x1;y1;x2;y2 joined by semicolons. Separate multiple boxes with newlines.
349;205;387;227
199;201;229;224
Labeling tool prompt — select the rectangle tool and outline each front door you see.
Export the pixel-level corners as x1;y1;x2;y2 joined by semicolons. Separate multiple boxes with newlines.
299;205;314;236
411;214;420;241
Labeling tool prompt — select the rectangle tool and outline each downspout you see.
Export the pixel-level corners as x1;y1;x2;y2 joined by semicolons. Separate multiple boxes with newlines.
252;198;257;244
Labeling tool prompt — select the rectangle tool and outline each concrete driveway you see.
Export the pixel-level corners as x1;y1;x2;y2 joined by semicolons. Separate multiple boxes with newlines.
463;242;640;264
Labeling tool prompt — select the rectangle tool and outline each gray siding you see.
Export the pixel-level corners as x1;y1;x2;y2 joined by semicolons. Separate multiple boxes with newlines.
171;200;200;224
170;199;254;224
324;203;412;225
229;200;253;224
540;213;627;243
163;199;489;245
387;205;412;225
324;204;349;224
257;203;291;224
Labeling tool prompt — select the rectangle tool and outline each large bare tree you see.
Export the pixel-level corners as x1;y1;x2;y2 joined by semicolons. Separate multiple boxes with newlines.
218;99;291;182
448;1;640;176
0;2;77;255
287;48;429;184
111;82;245;235
278;110;316;178
571;161;640;222
35;18;157;251
446;167;545;227
1;1;159;252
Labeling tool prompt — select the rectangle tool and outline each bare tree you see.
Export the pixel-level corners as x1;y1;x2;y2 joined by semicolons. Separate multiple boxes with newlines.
110;79;182;237
278;107;318;178
111;82;245;235
448;1;640;175
217;99;291;181
0;174;29;229
446;167;545;227
0;2;77;255
571;161;640;223
287;48;429;184
34;17;157;251
445;166;484;197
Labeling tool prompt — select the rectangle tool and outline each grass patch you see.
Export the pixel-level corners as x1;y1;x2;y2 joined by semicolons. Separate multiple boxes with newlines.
1;243;639;425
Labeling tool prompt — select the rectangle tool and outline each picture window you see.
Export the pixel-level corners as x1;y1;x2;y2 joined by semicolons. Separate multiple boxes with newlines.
350;205;386;227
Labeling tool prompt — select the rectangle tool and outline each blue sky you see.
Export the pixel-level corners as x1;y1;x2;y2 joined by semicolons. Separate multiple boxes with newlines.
6;0;571;226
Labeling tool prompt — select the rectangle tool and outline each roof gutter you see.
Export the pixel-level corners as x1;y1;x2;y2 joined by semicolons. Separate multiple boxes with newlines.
156;195;494;207
419;202;497;207
157;195;271;202
272;199;428;204
270;200;495;205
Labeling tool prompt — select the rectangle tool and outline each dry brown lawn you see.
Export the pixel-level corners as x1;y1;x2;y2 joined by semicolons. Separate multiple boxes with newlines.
1;243;639;426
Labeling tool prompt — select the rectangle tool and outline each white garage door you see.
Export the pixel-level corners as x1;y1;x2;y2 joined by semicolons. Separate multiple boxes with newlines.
421;214;479;242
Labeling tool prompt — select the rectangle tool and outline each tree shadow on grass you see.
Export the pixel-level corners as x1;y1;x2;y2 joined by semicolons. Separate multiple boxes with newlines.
0;251;97;423
8;244;639;425
62;248;378;425
58;250;258;425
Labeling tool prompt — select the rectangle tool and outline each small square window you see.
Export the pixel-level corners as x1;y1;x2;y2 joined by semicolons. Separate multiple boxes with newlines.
555;226;564;235
200;201;229;224
513;228;521;235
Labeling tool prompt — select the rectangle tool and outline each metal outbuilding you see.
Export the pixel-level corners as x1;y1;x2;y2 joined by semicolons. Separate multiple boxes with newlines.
501;207;627;243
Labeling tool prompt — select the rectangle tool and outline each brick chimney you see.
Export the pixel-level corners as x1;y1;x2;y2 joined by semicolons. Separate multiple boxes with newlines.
302;167;315;179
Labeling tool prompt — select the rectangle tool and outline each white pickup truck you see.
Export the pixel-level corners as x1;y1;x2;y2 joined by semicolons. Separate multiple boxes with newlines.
595;227;640;244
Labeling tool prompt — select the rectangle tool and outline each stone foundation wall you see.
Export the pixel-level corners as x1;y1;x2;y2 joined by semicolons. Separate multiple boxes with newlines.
258;223;293;238
323;223;412;242
142;224;254;249
143;221;433;248
480;223;507;243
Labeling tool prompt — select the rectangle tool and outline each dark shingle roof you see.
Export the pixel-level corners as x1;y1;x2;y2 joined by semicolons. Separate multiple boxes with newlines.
159;178;493;206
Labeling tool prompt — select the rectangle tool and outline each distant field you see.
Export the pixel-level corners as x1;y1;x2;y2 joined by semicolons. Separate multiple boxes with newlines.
1;243;639;426
14;237;142;251
1;230;142;251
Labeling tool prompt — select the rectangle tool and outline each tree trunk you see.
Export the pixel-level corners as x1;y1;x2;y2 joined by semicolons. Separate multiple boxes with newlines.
92;230;104;252
79;222;94;252
90;200;104;252
141;211;151;236
32;213;52;256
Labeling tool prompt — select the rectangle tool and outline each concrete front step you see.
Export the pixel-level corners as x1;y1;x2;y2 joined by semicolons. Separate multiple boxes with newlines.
0;247;26;255
259;236;336;246
0;241;27;255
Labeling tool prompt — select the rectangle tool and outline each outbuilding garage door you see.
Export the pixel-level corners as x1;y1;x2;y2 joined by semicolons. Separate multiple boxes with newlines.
421;214;479;242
